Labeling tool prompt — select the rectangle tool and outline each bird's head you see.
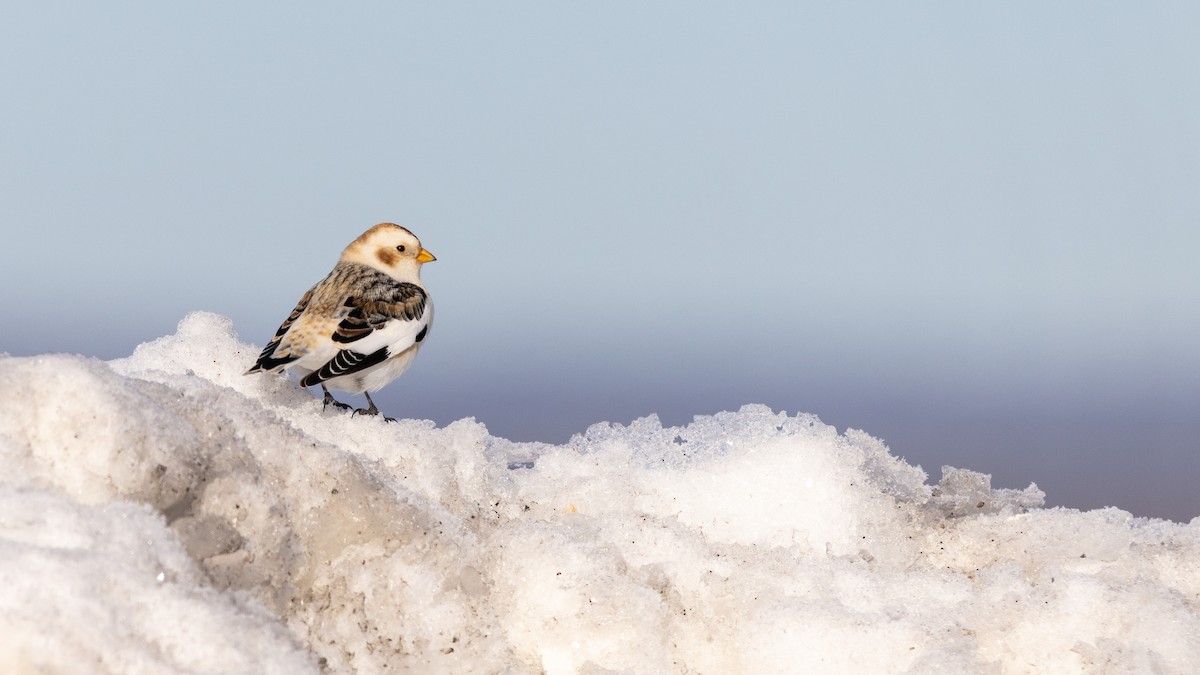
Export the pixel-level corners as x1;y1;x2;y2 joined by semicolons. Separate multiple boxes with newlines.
341;223;436;279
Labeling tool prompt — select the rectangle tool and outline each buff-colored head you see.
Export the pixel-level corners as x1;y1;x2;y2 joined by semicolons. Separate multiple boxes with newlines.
340;223;436;280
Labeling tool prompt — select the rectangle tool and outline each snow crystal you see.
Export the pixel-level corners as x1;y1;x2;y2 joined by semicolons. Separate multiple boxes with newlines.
0;311;1197;673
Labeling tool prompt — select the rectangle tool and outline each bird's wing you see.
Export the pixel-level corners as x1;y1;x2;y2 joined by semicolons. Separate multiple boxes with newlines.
298;276;431;387
245;286;315;374
299;344;391;387
330;278;428;349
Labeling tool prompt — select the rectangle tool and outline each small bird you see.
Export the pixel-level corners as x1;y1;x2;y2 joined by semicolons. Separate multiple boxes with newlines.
245;223;436;420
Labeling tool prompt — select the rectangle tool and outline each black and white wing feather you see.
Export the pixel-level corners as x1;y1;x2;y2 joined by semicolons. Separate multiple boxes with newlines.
298;269;430;387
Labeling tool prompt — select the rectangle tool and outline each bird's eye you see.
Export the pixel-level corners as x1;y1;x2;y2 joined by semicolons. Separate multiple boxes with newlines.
396;245;406;253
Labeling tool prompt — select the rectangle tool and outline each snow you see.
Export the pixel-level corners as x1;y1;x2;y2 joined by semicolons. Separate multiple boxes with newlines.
1;311;1197;673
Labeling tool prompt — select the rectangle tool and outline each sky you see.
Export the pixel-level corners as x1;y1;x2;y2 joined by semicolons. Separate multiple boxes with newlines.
1;3;1198;520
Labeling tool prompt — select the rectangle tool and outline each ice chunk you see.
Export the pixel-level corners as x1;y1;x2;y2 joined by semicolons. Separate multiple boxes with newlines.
930;465;1045;518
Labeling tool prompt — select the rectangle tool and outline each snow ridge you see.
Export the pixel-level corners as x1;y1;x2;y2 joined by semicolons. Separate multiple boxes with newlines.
0;312;1196;673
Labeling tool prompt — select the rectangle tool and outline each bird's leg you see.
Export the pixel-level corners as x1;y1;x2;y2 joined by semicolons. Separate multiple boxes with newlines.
352;392;396;422
321;385;352;412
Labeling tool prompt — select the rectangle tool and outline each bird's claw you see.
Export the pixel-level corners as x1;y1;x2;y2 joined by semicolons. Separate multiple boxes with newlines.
351;407;396;423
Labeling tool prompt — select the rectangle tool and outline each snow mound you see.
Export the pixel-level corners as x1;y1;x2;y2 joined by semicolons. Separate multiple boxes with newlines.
1;312;1197;673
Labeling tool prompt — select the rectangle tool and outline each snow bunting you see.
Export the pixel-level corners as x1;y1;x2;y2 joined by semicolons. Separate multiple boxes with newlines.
245;223;436;419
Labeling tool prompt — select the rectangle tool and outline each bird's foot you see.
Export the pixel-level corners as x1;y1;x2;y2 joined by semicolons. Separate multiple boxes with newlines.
351;392;395;422
322;391;353;412
351;406;396;423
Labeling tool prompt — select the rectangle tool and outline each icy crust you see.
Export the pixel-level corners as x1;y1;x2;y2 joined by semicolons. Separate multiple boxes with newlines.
0;485;311;674
0;312;1197;673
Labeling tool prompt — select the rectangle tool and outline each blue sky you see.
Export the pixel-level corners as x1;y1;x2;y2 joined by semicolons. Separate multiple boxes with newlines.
2;3;1198;519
